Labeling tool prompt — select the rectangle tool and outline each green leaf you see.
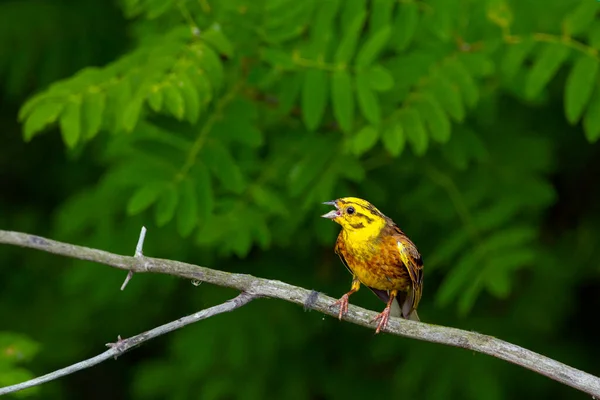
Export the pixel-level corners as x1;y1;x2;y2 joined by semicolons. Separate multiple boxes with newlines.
474;199;521;232
485;268;510;299
229;219;253;258
81;90;106;140
0;332;41;362
459;53;495;77
155;185;179;227
127;182;165;215
457;277;483;316
355;25;391;68
441;134;468;170
176;179;198;237
331;70;354;133
461;128;489;163
145;0;175;18
334;11;367;63
251;213;272;249
415;95;451;143
193;163;214;225
191;70;213;108
352;125;379;155
178;73;201;123
308;0;341;56
427;229;471;268
436;249;482;307
562;1;599;36
289;139;334;196
565;55;598;124
368;65;394;91
261;48;296;70
340;0;367;29
251;186;288;216
19;92;50;122
583;87;600;142
485;251;536;298
483;226;537;252
122;98;144;132
213;100;262;148
392;2;419;51
382;122;405;156
430;77;465;122
106;78;132;132
502;38;535;78
355;71;381;125
301;69;328;131
195;213;226;246
202;23;234;57
525;42;570;99
443;60;478;108
164;84;185;120
486;1;513;29
589;21;600;49
369;0;394;35
336;154;366;182
59;100;81;149
202;141;245;194
278;72;302;115
214;121;263;148
398;108;428;156
195;43;224;89
23;102;64;141
147;86;163;112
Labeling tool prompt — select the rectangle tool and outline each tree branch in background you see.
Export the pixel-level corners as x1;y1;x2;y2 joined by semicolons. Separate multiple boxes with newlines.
0;292;256;396
0;229;599;398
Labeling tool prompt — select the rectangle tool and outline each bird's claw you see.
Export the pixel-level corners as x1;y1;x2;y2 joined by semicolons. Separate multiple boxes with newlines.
371;307;391;334
330;294;350;320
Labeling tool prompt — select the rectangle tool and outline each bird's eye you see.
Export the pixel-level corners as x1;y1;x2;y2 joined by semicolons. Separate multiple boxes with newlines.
347;206;355;215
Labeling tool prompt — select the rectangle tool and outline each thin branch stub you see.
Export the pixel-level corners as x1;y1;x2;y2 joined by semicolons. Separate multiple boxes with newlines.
120;226;147;291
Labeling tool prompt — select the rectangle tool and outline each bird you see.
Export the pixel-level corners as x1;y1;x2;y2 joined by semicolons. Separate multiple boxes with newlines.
321;197;423;334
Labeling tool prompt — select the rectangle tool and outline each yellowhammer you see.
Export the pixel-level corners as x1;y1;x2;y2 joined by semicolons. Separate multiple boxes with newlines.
322;197;423;333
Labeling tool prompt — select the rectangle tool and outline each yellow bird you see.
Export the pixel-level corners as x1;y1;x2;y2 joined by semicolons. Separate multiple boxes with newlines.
322;197;423;333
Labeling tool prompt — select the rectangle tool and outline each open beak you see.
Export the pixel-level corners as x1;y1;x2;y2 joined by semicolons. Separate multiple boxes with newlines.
321;200;340;219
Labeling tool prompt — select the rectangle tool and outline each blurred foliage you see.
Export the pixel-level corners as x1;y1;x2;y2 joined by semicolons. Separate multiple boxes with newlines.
1;0;600;399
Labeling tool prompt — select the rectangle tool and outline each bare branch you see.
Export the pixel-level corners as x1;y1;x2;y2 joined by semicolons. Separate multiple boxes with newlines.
1;229;599;398
0;292;256;396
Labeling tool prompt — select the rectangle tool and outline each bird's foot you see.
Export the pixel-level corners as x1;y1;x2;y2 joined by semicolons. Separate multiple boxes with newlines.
330;294;350;320
371;306;392;334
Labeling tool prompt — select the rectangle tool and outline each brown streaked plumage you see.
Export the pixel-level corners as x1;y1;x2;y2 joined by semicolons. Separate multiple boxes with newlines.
322;197;423;333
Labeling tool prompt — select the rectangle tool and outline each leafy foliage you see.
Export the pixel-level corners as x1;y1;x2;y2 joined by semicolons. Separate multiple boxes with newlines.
2;0;600;399
0;333;40;398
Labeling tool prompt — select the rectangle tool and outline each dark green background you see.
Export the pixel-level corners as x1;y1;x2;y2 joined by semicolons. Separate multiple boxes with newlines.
1;0;599;399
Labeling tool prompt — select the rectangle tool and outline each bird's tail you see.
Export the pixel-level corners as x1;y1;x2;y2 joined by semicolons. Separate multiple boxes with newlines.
390;296;402;318
407;308;420;321
391;297;420;321
370;287;421;321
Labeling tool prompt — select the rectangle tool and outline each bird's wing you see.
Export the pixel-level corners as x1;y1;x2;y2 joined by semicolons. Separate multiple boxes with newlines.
395;233;423;318
378;223;423;319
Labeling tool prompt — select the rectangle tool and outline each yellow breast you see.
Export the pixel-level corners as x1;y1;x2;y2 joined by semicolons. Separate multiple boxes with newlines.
336;231;411;291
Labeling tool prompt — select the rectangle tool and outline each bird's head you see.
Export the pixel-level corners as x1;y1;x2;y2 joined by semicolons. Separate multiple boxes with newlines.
321;197;387;236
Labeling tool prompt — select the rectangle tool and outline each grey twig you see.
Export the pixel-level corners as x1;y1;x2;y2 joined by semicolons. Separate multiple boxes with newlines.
0;291;256;396
0;229;599;398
